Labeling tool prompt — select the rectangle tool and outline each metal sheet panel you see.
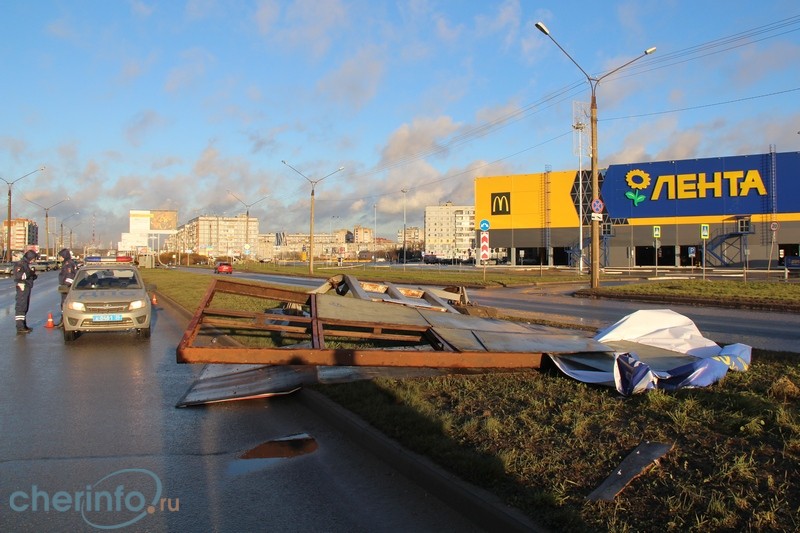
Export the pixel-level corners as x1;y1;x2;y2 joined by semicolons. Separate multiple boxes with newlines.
315;292;430;327
419;309;532;332
176;365;316;407
474;330;611;354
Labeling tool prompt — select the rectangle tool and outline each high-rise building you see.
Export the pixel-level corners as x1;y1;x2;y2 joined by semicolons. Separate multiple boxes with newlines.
2;219;38;255
353;224;374;244
424;202;475;260
174;214;259;258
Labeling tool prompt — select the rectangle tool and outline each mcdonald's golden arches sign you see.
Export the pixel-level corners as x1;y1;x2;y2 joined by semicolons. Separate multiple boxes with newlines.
475;172;580;230
491;192;511;215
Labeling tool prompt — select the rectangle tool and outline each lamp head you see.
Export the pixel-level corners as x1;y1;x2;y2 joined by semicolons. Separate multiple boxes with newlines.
645;47;656;55
534;22;549;35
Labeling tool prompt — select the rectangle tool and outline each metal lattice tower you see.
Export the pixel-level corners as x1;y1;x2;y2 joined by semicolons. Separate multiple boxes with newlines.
572;101;590;159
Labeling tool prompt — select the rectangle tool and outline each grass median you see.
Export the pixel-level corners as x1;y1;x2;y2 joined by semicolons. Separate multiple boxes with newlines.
144;267;800;532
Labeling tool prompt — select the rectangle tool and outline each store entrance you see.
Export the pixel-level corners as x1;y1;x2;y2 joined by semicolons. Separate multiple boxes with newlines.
636;245;675;266
779;243;800;266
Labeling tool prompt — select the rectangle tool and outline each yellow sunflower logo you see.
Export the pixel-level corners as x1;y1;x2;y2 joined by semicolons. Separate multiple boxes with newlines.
625;169;650;190
624;169;650;207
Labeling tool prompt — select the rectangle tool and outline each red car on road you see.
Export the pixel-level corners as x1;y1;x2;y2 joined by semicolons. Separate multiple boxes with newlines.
214;262;233;274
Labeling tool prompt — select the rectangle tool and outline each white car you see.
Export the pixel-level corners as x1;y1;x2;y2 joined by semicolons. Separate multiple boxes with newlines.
60;259;154;342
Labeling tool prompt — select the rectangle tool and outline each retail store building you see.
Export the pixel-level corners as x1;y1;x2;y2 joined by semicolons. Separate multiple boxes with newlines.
474;150;799;268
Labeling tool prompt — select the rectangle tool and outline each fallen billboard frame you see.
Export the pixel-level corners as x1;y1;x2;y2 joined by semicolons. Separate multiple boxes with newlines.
176;275;609;369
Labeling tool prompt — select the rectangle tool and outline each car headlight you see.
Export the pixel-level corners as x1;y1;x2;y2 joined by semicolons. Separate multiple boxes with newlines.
67;301;85;312
129;299;146;311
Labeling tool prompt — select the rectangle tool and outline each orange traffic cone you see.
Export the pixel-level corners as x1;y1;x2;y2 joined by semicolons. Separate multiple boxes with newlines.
151;293;158;306
45;313;55;328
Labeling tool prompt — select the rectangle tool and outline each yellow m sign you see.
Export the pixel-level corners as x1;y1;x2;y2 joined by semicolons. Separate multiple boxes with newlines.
491;192;511;215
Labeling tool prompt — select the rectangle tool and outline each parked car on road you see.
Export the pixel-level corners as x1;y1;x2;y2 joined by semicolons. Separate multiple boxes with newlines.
214;261;233;274
61;259;153;342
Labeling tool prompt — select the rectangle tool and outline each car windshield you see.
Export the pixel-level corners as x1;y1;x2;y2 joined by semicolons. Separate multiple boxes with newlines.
73;267;142;290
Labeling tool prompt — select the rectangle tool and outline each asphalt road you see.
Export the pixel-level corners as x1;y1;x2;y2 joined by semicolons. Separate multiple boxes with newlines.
0;270;488;532
468;285;800;353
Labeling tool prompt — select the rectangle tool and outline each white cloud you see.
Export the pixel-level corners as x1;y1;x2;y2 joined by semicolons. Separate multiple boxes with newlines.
129;0;154;17
379;116;462;167
317;46;385;110
254;0;280;35
125;110;166;147
185;0;218;20
45;18;80;43
474;0;520;50
270;0;349;58
164;48;214;93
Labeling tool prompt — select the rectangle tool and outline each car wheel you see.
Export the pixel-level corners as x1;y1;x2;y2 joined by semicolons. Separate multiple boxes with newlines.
63;329;77;342
138;327;151;339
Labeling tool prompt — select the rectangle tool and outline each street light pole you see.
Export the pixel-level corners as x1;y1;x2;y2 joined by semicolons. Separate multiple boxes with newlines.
329;215;340;262
401;188;408;268
1;167;45;261
535;21;655;289
227;190;269;263
68;222;82;251
60;212;79;251
282;160;344;275
25;196;69;259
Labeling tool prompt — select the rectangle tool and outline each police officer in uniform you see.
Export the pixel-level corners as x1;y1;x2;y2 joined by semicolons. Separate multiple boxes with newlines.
56;248;78;327
14;249;38;334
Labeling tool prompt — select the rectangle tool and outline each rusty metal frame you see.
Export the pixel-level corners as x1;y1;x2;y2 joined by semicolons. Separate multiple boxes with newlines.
177;276;548;369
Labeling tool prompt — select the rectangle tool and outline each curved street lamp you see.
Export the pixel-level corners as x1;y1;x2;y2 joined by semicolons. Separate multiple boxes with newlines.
67;221;82;251
60;212;79;252
227;190;269;262
401;188;408;268
25;196;70;259
329;215;340;262
1;167;45;261
282;160;344;274
535;21;655;289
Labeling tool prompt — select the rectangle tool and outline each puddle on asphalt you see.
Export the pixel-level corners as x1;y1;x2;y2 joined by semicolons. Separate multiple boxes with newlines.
227;433;318;476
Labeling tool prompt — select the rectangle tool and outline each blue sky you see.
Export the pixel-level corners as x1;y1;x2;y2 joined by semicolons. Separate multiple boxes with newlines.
2;0;799;247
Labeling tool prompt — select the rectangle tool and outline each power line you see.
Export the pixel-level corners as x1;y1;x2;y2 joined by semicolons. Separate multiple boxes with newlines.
604;87;800;121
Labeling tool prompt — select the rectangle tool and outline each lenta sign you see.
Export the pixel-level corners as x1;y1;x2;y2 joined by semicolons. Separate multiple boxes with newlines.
479;231;490;261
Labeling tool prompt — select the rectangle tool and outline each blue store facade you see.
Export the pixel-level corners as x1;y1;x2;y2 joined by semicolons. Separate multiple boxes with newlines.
474;149;800;268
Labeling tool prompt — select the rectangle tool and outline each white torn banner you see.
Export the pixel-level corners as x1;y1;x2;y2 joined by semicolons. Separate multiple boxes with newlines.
551;309;751;395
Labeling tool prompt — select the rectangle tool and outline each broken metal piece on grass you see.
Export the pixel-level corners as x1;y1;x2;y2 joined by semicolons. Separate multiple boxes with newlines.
587;441;674;501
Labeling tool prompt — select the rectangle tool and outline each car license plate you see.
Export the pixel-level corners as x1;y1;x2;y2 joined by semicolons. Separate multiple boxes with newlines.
93;314;123;322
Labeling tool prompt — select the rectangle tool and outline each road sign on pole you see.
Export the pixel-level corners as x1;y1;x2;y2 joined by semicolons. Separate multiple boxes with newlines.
479;231;490;261
653;225;661;239
701;224;710;240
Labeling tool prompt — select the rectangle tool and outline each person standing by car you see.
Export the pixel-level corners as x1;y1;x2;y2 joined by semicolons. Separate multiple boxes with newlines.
56;248;78;327
13;249;38;334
